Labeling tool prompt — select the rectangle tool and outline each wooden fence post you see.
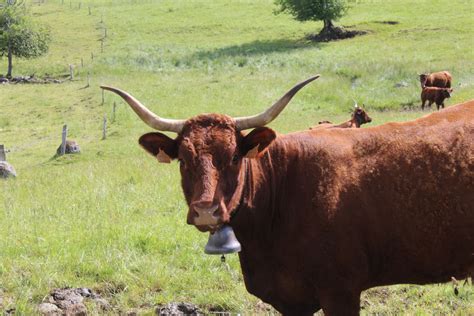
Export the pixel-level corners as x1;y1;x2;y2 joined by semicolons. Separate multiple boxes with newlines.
101;40;104;53
69;64;74;80
60;125;68;156
101;89;105;105
81;57;84;68
112;102;116;122
91;52;94;61
88;6;91;15
102;116;107;140
0;144;6;161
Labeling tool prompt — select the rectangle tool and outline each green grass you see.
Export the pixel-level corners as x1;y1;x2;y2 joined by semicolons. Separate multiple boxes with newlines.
0;0;473;314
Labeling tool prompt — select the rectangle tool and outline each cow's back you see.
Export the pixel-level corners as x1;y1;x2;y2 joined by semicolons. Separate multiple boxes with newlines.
300;100;474;286
426;71;452;88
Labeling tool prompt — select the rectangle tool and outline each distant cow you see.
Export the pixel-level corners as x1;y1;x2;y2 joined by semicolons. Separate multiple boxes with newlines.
312;105;372;129
421;86;453;110
102;77;473;316
419;71;452;89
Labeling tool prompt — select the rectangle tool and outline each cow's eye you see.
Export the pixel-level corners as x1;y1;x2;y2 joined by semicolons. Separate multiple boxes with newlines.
232;154;239;165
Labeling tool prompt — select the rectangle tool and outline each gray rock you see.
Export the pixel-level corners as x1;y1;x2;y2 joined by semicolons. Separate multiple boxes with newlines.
0;161;16;178
156;302;202;315
37;303;61;315
40;287;110;316
394;81;409;88
95;297;112;311
56;140;81;155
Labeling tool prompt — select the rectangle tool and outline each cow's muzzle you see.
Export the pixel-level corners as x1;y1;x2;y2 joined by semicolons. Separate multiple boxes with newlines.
188;203;222;229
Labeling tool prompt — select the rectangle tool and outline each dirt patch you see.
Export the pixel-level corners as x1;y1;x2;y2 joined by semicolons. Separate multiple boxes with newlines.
0;75;68;85
38;288;111;315
374;20;399;25
307;26;368;42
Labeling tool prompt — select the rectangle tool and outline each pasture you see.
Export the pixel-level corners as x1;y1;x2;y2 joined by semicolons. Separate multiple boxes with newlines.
0;0;473;314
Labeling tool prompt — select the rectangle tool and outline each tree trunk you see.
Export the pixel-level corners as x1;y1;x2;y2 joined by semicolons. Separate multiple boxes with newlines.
322;19;335;34
7;43;13;79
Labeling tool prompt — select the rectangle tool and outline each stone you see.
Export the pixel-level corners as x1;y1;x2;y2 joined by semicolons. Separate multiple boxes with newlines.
56;140;81;155
40;287;110;316
0;161;16;178
37;303;61;315
156;302;202;316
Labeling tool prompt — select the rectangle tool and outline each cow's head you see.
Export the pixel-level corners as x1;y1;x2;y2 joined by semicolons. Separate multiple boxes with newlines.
101;75;319;232
442;88;453;99
352;102;372;127
419;73;429;87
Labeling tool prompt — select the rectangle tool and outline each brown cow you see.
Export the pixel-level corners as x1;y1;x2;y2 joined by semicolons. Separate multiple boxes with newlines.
421;86;453;110
419;71;452;89
101;76;474;316
314;105;372;129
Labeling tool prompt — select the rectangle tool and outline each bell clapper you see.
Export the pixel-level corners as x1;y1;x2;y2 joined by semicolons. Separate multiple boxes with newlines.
221;254;226;263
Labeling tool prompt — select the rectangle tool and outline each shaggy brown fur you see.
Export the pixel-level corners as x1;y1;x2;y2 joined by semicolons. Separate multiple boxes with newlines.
419;71;452;89
421;86;453;110
137;100;473;316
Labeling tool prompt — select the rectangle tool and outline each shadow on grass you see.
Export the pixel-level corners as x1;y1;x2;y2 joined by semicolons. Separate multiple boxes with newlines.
189;38;325;61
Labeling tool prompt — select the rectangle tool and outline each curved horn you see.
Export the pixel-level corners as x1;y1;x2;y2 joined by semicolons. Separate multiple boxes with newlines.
234;75;320;130
100;86;185;133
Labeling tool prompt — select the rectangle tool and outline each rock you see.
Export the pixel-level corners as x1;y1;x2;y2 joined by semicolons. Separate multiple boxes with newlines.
40;287;110;316
156;302;202;315
95;297;112;311
394;81;409;88
38;303;61;315
56;140;81;155
0;161;17;178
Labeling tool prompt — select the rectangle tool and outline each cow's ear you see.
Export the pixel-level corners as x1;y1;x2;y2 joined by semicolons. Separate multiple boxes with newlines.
241;127;276;158
139;132;178;163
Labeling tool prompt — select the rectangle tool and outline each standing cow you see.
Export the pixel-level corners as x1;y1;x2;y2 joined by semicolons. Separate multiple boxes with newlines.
421;86;453;110
102;76;474;316
419;71;452;89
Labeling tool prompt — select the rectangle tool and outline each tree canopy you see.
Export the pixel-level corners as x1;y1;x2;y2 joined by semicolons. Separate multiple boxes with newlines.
274;0;348;22
0;1;50;78
274;0;349;38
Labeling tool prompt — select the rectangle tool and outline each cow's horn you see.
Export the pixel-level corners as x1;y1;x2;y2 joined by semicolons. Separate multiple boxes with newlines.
100;86;185;133
234;75;320;131
353;99;359;108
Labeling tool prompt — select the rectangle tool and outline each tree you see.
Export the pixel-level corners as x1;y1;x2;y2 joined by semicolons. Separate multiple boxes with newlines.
0;1;50;78
274;0;349;38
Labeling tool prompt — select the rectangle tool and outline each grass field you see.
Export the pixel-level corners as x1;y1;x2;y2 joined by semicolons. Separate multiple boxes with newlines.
0;0;473;314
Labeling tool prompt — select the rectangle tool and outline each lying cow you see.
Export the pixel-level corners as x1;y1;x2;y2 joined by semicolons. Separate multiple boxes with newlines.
102;76;473;316
419;71;452;89
421;86;453;110
312;105;372;129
